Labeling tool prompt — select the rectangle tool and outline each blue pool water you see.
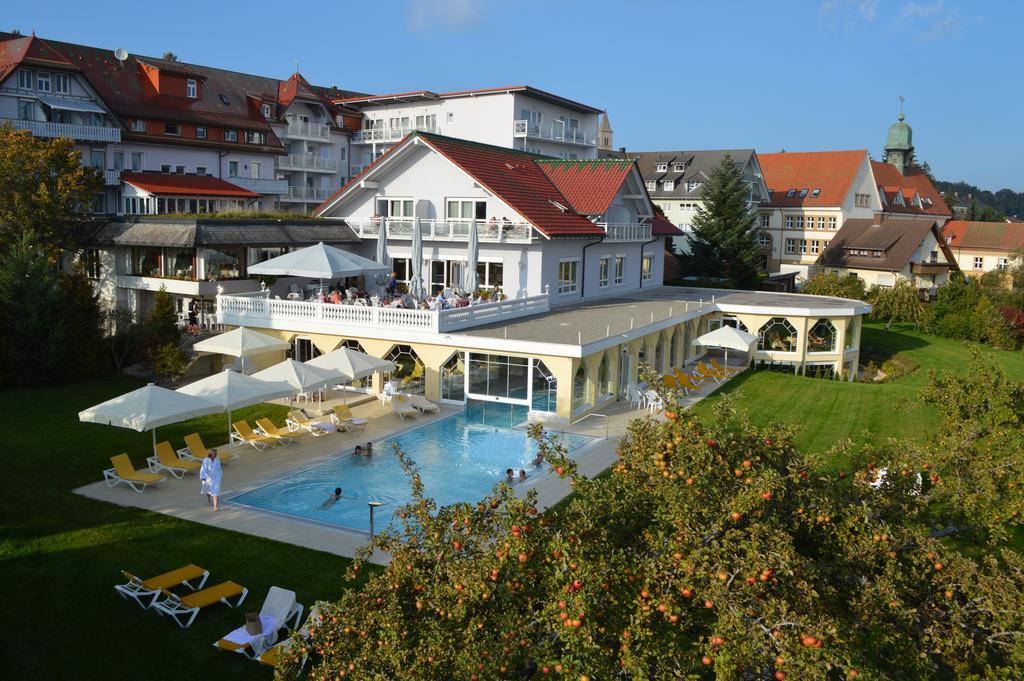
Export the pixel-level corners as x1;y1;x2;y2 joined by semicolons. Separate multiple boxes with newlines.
229;402;596;532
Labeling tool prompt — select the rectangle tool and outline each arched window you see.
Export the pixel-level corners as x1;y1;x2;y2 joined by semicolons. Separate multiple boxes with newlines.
758;317;797;353
638;340;648;365
384;344;425;395
668;329;678;368
654;336;665;372
807;319;837;353
532;360;557;412
441;352;465;401
597;353;611;397
572;363;589;411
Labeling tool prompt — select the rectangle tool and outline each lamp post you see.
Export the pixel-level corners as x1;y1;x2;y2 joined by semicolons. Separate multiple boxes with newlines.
368;500;383;550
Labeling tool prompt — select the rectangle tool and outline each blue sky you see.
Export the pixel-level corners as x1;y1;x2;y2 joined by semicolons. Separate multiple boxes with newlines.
9;0;1020;191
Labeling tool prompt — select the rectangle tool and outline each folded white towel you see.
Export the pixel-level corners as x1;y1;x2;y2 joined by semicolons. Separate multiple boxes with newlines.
222;615;277;646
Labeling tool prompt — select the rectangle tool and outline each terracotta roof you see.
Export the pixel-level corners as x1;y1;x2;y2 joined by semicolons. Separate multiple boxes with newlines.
870;161;950;217
651;214;683;236
122;172;260;198
819;215;948;272
334;84;602;114
758;150;867;207
536;158;635;215
0;34;78;82
942;220;1024;252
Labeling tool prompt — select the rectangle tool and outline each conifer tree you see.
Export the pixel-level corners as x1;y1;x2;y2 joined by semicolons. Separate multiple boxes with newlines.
686;155;762;288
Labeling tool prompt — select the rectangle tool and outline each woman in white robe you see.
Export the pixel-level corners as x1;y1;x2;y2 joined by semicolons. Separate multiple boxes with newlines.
199;449;222;511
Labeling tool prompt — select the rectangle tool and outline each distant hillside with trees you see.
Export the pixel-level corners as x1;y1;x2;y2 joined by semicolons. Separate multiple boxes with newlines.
935;179;1024;221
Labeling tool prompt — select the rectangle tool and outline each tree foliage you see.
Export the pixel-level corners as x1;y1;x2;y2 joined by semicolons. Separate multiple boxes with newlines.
283;373;1024;680
867;280;929;330
685;155;762;289
929;274;1015;349
144;286;181;350
0;124;103;256
801;271;866;301
935;179;1022;221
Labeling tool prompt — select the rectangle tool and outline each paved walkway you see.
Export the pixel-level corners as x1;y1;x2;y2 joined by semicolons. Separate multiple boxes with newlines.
74;365;740;564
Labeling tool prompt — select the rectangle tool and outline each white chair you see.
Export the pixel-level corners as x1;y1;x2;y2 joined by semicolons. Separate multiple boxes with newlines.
391;396;419;420
213;586;303;659
405;393;440;414
645;390;664;415
628;386;646;410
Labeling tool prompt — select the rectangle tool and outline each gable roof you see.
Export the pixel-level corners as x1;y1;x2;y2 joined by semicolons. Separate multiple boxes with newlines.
536;158;635;216
870;161;950;217
629;149;755;199
122;172;261;198
942;220;1024;252
758;150;867;208
0;34;79;82
819;215;946;271
651;214;684;237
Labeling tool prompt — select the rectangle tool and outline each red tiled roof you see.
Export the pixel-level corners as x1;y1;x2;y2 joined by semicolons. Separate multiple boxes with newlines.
0;34;77;82
942;220;1024;252
758;150;867;208
651;214;684;236
536;159;635;215
122;172;260;198
870;161;950;217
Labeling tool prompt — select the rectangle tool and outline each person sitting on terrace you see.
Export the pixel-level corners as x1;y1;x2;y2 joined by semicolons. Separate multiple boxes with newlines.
330;288;341;305
371;213;382;226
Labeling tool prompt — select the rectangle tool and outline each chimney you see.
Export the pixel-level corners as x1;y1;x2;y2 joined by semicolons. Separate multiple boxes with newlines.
872;212;883;227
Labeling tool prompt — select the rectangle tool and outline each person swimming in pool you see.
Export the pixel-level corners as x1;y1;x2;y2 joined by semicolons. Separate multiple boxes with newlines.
506;468;514;482
318;487;343;510
518;469;527;483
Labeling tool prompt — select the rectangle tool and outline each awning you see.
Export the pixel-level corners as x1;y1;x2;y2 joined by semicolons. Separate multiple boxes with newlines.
38;96;106;114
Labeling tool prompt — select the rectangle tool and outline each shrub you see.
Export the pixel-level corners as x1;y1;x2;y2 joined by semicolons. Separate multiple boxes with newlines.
801;271;866;300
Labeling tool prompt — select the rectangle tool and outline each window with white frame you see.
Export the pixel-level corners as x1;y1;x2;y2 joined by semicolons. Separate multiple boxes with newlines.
796;216;804;229
785;216;794;229
228;160;239;177
974;256;984;270
83;249;101;279
598;257;610;287
656;163;667;172
377;198;414;218
614;256;625;285
663;180;674;191
558;260;579;294
761;214;770;228
810;240;820;255
17;70;32;89
130;119;145;132
475;261;505;288
446;199;487;221
224;129;237;142
785;239;796;254
261;103;271;118
998;257;1009;270
687;181;699;191
130;152;143;171
53;73;69;94
36;72;51;92
641;254;654;282
798;239;807;254
196;166;207;176
829;216;837;229
855;193;871;207
758;233;771;247
817;216;825;230
196;126;207;139
186;79;197;98
672;162;685;172
160;164;172;173
447;112;454;124
645;180;656;191
929;251;938;263
245;130;267;144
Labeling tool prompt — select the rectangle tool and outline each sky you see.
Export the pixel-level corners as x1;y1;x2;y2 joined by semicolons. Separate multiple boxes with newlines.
8;0;1021;191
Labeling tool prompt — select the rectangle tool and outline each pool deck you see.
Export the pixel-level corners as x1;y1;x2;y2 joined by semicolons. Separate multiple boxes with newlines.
74;367;737;565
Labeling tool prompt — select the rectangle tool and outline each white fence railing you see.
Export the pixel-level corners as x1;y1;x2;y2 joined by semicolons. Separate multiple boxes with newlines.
352;124;438;144
345;218;533;243
284;121;331;140
3;118;121;143
277;154;339;171
600;222;653;241
283;186;331;201
512;119;593;146
227;177;290;195
216;291;550;334
103;170;122;185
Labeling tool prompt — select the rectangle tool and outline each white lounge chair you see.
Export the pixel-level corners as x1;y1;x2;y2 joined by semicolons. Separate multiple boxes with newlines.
391;396;419;420
115;564;209;609
214;586;304;659
404;393;439;414
153;581;248;628
286;410;329;436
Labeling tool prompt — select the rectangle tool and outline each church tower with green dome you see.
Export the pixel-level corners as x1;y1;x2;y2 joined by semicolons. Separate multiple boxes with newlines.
883;97;914;175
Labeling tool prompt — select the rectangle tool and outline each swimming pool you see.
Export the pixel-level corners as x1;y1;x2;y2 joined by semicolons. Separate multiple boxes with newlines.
229;402;596;532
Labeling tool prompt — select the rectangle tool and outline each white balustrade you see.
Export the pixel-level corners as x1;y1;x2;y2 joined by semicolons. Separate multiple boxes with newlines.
511;119;593;146
277;154;338;171
2;118;121;143
283;186;331;201
284;121;331;140
352;124;438;144
599;222;653;241
344;218;533;243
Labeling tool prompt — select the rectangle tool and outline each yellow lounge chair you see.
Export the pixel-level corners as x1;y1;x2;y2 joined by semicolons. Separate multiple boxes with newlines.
662;374;680;390
103;454;166;493
232;421;281;451
710;358;735;376
331;404;368;429
147;441;202;479
256;418;303;445
696;362;726;384
115;564;209;609
154;581;248;628
179;432;239;463
286;410;329;436
214;586;303;659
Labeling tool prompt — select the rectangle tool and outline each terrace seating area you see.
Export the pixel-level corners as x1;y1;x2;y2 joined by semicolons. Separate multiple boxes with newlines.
628;354;745;414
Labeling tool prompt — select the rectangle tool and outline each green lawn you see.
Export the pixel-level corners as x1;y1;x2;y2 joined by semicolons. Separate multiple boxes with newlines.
0;376;374;680
691;320;1024;459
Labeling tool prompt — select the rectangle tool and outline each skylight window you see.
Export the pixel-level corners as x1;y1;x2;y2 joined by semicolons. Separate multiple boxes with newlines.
786;189;796;198
811;188;821;198
218;94;231;105
798;189;809;198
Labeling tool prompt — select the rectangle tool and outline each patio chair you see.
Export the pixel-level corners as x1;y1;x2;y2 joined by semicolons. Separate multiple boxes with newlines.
256;603;322;669
115;564;209;609
286;410;329;436
710;358;736;376
255;418;303;446
232;421;282;451
391;395;419;420
103;454;166;493
696;362;726;384
644;390;664;415
147;441;202;479
214;586;304;659
178;432;240;464
153;581;248;628
673;366;701;388
628;385;646;410
662;374;680;390
404;393;440;414
331;405;368;429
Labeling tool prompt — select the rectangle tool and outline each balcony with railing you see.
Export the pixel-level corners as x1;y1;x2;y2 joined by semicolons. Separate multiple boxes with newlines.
600;222;653;242
345;218;534;243
283;121;331;141
216;290;551;335
227;177;290;195
277;154;339;172
2;118;121;143
351;124;438;145
103;170;122;185
280;186;332;202
512;120;594;147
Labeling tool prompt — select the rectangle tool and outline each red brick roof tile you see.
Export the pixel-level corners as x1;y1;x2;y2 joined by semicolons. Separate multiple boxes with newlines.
758;150;867;208
536;159;635;216
870;161;950;217
942;220;1024;252
651;214;683;236
122;172;260;198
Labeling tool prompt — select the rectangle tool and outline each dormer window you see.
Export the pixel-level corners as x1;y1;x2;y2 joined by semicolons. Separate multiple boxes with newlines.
164;122;181;136
672;162;685;172
186;79;197;99
196;126;207;139
656;163;667;172
36;72;51;92
687;181;700;192
645;180;656;191
261;103;271;118
245;130;267;145
663;180;675;191
224;129;237;142
131;119;145;133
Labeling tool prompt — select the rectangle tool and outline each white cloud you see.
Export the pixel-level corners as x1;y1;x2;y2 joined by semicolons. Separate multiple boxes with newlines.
896;1;966;41
407;0;484;32
819;0;879;21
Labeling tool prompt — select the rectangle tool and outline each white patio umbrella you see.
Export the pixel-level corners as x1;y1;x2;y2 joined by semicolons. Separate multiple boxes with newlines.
78;383;220;456
193;327;290;374
409;217;424;302
463;218;479;293
692;325;758;369
307;347;395;403
177;368;294;443
247;242;389;284
252;359;342;409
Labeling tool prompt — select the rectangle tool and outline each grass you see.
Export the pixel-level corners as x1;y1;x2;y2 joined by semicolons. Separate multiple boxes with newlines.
0;375;375;680
691;320;1024;459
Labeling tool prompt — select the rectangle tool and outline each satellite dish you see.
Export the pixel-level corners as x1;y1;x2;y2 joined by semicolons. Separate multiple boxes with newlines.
114;47;128;67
